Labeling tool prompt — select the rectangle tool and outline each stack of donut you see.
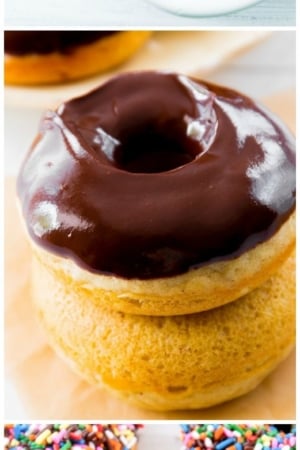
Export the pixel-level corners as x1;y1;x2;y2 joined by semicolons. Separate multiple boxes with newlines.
17;71;296;411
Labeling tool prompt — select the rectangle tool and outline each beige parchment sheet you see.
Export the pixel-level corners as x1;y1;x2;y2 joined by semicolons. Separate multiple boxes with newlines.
5;90;295;420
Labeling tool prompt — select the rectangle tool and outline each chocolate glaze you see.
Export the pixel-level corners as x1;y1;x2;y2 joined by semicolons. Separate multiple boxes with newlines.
5;31;118;56
17;72;296;279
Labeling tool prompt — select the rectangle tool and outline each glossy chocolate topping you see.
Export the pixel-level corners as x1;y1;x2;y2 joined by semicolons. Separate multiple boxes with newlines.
5;31;118;56
17;72;296;279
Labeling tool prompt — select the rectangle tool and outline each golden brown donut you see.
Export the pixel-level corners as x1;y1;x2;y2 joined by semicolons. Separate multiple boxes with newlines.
29;212;295;316
31;251;295;411
5;31;152;85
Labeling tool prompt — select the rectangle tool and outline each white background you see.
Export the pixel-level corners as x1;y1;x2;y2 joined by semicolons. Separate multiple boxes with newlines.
138;424;182;449
5;0;295;27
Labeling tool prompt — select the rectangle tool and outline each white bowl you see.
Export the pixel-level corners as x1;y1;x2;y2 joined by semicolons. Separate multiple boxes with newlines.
148;0;261;16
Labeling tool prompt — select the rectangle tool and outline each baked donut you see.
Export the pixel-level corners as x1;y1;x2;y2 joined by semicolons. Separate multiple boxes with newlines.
17;71;295;316
31;251;295;410
4;424;140;450
4;31;151;85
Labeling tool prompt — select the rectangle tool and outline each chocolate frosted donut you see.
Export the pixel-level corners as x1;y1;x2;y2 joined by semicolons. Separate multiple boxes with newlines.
5;31;118;55
5;31;151;85
18;72;295;276
18;71;296;315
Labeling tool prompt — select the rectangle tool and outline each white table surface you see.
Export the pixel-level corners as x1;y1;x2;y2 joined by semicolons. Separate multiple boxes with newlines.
5;31;295;177
138;424;182;449
5;0;295;27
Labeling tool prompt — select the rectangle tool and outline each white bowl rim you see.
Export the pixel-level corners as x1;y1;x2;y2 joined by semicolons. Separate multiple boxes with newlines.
147;0;262;16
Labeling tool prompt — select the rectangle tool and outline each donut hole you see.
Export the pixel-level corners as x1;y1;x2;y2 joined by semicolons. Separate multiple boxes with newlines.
113;125;199;174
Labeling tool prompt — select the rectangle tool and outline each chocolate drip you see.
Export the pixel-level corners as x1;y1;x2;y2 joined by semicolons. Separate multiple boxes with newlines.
17;72;296;279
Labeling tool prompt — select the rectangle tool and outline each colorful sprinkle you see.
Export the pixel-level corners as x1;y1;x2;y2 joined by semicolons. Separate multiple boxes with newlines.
4;425;142;450
179;425;296;450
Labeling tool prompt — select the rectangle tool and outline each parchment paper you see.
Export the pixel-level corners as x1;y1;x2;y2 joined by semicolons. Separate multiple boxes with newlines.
5;90;295;420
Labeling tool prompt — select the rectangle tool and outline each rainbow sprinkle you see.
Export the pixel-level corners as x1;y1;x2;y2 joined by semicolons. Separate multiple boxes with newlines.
179;425;296;450
4;425;142;450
